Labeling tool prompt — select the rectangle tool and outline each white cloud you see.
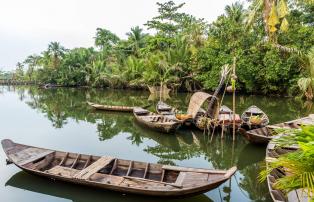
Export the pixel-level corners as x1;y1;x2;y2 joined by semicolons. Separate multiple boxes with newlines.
0;0;238;70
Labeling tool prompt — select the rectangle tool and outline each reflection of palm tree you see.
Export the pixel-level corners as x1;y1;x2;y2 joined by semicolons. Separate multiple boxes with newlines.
127;131;143;146
49;111;68;128
238;163;271;201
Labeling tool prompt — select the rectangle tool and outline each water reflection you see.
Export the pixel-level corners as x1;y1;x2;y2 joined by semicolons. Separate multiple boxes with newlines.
1;85;312;202
6;172;213;202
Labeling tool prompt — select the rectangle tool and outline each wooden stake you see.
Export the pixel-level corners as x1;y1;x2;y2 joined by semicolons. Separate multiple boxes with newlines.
232;57;236;141
160;81;162;101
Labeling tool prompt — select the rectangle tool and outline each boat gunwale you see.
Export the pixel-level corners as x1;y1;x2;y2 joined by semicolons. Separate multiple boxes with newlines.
2;139;237;197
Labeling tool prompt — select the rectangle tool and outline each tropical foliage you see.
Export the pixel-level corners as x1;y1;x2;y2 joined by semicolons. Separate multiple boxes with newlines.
12;1;314;97
260;125;314;198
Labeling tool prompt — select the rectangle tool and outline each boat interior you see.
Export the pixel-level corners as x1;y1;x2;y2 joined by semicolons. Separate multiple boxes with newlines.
267;146;299;201
23;151;181;184
134;108;176;123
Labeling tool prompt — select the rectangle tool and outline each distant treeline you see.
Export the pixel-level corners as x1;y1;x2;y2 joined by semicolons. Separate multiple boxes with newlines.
7;1;314;98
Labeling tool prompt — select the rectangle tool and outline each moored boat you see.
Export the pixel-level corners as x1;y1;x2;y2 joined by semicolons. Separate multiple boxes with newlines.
218;105;242;129
87;101;134;112
266;143;308;202
2;139;237;197
240;114;314;144
194;105;242;131
133;107;182;133
241;105;269;129
156;101;177;116
156;101;193;125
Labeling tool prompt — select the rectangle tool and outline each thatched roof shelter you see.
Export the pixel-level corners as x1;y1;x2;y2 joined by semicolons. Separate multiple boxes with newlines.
187;92;219;118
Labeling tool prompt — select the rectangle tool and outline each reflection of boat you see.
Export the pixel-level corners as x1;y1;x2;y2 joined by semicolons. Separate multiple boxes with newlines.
241;105;269;129
133;107;182;133
240;114;314;144
87;101;134;112
266;143;307;202
2;139;237;197
6;172;215;202
147;85;170;95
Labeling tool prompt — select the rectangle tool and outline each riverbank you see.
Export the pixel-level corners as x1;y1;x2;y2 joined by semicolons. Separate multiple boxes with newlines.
0;82;296;98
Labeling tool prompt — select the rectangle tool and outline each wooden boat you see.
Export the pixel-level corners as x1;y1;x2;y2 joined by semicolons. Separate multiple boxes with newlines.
241;105;269;129
133;107;182;133
240;114;314;144
2;139;237;197
156;101;177;116
194;106;242;131
266;143;308;202
218;105;242;129
156;101;193;125
87;101;134;112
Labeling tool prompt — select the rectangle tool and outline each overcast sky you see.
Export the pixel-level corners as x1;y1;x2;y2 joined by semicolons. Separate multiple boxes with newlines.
0;0;239;70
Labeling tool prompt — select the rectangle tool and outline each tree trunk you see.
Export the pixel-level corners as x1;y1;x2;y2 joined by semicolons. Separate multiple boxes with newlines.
263;0;273;37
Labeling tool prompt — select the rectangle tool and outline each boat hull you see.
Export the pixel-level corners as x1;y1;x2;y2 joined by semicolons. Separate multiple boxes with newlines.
134;115;181;133
239;128;272;145
2;139;236;197
87;102;134;112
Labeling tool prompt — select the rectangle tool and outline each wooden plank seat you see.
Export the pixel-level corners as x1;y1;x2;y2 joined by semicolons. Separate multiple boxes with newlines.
73;156;114;180
47;165;79;177
8;147;54;166
133;107;149;115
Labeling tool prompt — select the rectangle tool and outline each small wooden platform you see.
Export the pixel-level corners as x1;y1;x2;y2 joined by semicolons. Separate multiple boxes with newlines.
8;147;54;166
74;156;114;180
47;166;79;177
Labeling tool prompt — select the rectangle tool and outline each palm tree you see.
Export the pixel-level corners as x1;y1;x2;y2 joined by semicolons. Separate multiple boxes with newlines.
47;42;66;69
15;62;24;80
94;28;120;51
23;55;40;80
225;2;244;23
246;0;312;42
126;26;147;57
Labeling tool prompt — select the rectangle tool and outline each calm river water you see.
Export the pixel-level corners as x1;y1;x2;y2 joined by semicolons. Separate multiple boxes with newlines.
0;86;312;202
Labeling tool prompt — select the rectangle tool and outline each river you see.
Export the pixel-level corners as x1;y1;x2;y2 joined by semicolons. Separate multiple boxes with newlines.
0;86;311;202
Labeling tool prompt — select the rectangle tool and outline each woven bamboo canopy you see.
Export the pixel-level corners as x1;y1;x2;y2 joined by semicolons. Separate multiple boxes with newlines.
187;92;219;119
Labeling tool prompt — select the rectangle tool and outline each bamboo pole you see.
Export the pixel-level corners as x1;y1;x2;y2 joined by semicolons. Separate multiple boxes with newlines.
160;81;162;101
232;57;237;141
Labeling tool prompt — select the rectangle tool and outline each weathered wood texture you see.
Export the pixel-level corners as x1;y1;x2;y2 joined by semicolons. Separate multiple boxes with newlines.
1;139;237;197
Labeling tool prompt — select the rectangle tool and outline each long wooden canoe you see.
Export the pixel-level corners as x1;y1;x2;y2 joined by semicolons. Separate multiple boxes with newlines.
133;107;182;133
241;105;269;129
2;139;237;197
266;143;308;202
87;101;134;112
240;114;314;144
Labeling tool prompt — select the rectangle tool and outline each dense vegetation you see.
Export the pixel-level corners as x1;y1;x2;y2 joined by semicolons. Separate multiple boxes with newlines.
4;0;314;97
260;125;314;198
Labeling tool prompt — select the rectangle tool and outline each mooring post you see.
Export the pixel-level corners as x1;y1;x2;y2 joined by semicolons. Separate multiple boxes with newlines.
232;57;237;141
